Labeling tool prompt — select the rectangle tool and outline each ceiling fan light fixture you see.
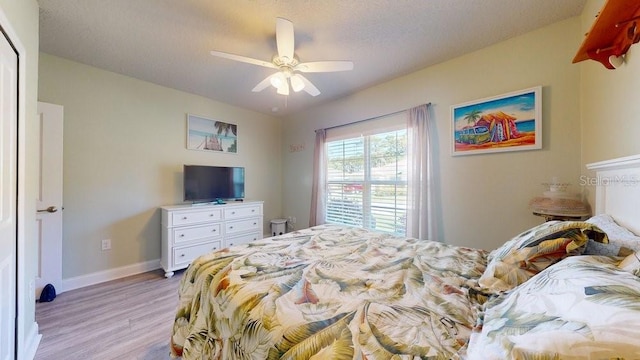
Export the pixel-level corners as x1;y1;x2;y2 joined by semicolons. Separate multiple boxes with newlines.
290;74;305;92
276;82;289;96
210;18;353;98
270;72;286;88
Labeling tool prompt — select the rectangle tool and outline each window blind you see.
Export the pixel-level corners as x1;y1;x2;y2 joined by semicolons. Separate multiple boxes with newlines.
325;113;408;235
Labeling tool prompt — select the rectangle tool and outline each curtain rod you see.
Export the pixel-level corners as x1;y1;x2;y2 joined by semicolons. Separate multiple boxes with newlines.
317;102;431;132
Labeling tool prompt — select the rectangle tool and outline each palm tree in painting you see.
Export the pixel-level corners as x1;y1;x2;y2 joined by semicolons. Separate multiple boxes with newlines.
463;109;482;126
214;121;237;137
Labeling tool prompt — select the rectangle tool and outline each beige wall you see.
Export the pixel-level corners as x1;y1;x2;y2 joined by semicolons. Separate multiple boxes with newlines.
579;0;640;206
282;18;584;251
38;54;282;279
0;0;40;357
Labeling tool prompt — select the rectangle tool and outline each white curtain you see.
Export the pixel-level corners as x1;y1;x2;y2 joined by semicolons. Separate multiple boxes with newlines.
406;103;438;240
309;129;327;226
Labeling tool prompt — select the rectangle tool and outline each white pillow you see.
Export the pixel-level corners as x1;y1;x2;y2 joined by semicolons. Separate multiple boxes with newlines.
584;214;640;256
586;214;638;238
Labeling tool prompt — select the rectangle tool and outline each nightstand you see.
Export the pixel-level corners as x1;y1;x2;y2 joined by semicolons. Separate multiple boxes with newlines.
529;190;591;222
532;211;590;222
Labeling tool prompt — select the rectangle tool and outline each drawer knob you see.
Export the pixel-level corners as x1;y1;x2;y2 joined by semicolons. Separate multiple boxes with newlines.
212;229;217;232
229;226;234;229
252;209;255;212
253;222;257;225
212;246;217;250
179;234;185;237
182;216;188;220
180;254;185;257
209;214;214;217
231;211;236;215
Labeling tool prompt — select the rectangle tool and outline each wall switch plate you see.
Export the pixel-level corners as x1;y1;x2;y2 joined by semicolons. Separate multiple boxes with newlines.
101;239;111;250
29;280;35;302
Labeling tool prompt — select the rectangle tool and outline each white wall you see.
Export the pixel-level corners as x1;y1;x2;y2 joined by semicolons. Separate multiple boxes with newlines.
0;0;40;358
38;54;282;279
579;0;640;206
282;18;583;251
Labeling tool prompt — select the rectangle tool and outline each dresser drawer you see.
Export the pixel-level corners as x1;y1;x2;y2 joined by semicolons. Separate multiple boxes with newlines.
226;231;262;248
171;208;222;226
173;223;222;245
224;204;261;220
173;241;221;267
225;217;262;235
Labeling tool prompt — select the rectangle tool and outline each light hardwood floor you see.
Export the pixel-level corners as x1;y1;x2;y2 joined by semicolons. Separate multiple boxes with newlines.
35;269;184;360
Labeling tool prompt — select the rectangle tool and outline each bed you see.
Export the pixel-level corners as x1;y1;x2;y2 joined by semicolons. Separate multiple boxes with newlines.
170;155;640;360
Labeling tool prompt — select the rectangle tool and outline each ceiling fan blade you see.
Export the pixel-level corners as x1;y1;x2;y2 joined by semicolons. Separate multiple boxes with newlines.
294;61;353;72
210;50;277;69
295;61;354;73
251;74;273;92
295;74;320;96
276;17;295;62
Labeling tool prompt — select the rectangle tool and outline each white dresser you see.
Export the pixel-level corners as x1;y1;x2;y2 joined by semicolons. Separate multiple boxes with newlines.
160;201;263;277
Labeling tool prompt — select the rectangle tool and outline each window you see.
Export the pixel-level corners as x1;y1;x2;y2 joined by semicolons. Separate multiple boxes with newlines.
325;128;408;235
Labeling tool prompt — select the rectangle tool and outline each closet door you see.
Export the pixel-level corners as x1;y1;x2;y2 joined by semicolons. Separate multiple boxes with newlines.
0;28;18;360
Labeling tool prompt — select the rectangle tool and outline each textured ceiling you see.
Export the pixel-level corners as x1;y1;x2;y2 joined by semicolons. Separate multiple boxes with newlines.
38;0;586;117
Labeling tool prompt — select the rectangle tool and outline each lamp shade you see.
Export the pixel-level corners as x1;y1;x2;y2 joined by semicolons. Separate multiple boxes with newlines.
270;72;286;88
276;81;289;95
290;74;305;92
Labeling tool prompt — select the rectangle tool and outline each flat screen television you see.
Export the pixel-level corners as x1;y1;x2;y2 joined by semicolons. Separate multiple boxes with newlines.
183;165;245;203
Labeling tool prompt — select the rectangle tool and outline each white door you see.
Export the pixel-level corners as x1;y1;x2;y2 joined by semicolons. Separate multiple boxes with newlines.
35;102;64;297
0;29;18;360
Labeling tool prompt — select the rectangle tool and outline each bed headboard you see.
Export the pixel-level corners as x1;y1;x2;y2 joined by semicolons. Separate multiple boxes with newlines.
586;154;640;236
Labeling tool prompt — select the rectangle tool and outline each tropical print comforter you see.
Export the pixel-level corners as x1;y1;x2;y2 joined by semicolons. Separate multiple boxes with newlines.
170;224;488;359
465;255;640;360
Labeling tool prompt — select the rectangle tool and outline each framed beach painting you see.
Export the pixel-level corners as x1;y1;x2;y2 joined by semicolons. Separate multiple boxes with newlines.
451;86;541;156
187;114;238;153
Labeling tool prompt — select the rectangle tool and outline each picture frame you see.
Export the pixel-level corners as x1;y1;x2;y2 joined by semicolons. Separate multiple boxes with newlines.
187;114;237;153
451;86;541;156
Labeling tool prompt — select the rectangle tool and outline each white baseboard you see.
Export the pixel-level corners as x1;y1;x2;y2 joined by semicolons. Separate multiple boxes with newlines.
61;259;161;293
22;322;41;360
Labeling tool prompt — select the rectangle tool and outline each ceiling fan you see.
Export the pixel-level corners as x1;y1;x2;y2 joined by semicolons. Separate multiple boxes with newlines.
210;17;353;97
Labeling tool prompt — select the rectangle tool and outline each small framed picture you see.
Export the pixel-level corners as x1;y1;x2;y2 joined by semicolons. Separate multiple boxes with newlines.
451;86;542;156
187;114;237;153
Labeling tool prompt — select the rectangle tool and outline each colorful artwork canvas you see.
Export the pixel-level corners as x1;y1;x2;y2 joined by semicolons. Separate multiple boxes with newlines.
451;86;541;156
187;114;237;153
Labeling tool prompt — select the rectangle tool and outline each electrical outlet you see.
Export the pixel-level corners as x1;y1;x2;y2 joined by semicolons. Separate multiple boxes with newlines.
291;216;296;224
101;239;111;250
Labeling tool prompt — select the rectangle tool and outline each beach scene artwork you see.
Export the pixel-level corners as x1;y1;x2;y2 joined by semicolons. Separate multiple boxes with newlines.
451;86;541;156
187;114;237;153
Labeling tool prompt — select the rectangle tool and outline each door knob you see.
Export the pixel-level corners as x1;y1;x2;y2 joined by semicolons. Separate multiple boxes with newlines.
37;206;58;213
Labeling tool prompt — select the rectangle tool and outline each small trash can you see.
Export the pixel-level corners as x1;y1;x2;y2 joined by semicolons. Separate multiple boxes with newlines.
270;219;287;236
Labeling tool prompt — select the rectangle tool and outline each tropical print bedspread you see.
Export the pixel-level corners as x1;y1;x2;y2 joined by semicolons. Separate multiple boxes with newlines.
465;255;640;360
170;224;488;359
